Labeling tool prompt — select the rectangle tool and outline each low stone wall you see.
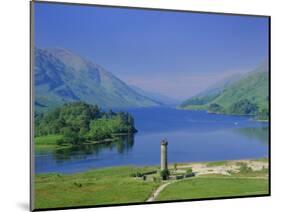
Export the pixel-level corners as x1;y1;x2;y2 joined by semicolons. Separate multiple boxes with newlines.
170;172;195;180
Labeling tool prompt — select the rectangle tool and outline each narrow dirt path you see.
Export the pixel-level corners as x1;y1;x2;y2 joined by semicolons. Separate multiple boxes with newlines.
147;181;176;202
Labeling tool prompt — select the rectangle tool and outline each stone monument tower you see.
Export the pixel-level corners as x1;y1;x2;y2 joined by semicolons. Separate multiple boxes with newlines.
160;139;168;171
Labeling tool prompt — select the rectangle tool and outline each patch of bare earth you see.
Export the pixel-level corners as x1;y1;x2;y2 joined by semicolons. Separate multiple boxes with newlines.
171;159;268;176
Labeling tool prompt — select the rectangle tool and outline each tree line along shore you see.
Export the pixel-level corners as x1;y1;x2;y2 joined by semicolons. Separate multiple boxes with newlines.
34;102;137;148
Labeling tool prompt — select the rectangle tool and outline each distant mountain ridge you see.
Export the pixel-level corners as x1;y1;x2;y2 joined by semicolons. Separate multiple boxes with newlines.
195;73;244;98
130;85;179;106
35;48;160;111
179;61;269;120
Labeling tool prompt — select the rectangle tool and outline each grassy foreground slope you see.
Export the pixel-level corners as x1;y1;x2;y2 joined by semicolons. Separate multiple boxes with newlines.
35;166;160;209
156;177;268;201
35;159;268;209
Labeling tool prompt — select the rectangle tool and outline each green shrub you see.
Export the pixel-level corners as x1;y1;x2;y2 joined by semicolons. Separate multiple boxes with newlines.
73;182;82;187
226;170;235;175
186;167;193;175
239;163;253;173
160;169;170;180
129;173;137;177
136;172;143;177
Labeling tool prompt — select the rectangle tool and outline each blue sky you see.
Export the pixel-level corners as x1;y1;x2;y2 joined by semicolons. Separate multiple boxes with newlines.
34;2;269;100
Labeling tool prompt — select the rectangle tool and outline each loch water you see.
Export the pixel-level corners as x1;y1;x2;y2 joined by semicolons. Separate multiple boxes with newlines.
35;107;269;174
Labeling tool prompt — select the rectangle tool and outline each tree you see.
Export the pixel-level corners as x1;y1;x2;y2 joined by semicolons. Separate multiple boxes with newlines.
160;169;170;180
173;163;178;171
35;102;137;146
208;103;224;113
228;99;258;115
60;127;82;145
257;106;268;120
239;163;253;173
185;167;193;175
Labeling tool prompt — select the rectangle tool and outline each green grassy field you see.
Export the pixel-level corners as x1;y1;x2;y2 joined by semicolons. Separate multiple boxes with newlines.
34;134;121;150
35;134;62;145
35;166;160;209
156;176;268;201
250;157;268;163
34;134;62;149
34;160;269;209
206;161;228;167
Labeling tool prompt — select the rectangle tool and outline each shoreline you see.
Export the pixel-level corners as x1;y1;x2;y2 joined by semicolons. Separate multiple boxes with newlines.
35;157;268;175
35;132;134;150
177;107;269;122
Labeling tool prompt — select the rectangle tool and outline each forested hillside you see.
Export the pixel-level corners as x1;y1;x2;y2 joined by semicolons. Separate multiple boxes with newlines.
179;62;269;120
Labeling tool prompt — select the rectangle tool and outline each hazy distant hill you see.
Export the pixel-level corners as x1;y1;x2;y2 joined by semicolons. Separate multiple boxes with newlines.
179;61;269;120
130;85;180;106
34;48;160;111
180;73;244;108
